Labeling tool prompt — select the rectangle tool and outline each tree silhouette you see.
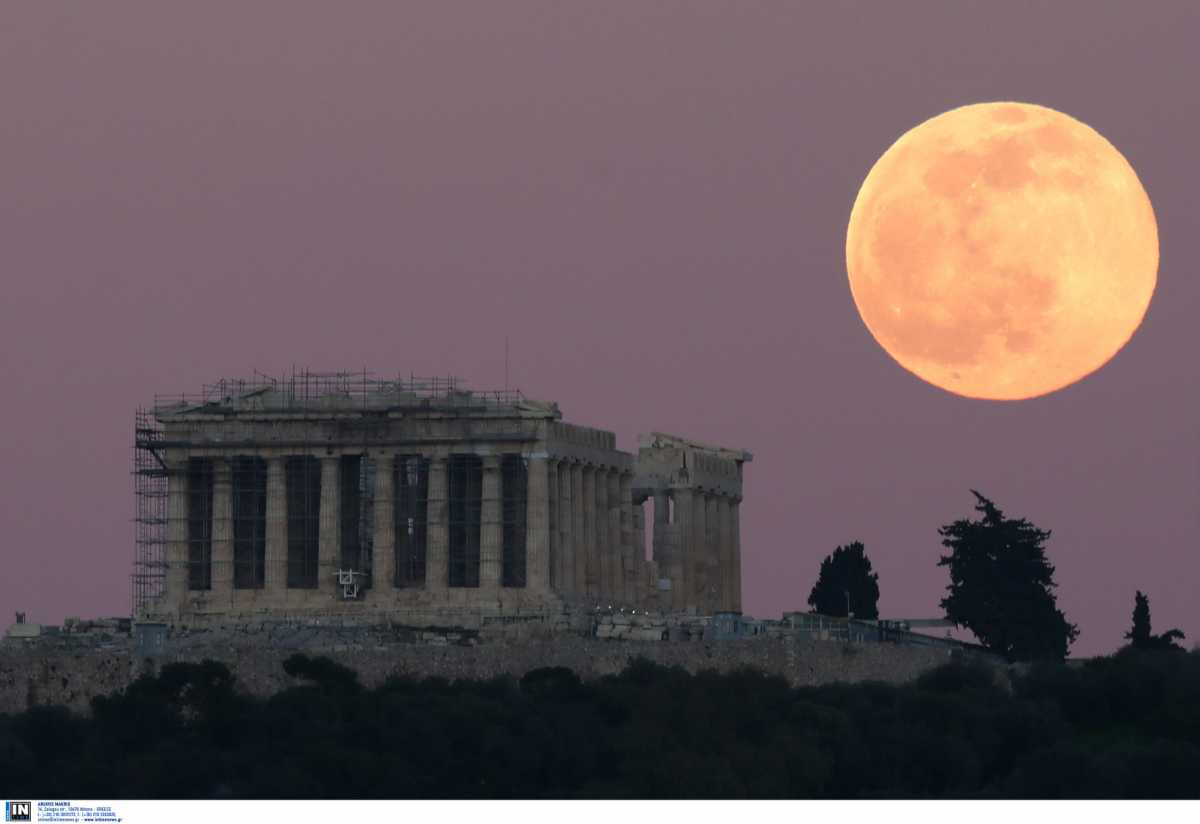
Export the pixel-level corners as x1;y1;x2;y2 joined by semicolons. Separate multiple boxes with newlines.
1126;591;1153;647
938;491;1078;661
7;651;1200;798
1124;590;1186;651
807;541;880;619
283;653;362;694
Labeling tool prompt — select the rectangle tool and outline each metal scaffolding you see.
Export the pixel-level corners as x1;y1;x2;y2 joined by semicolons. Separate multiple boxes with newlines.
501;456;529;587
133;370;529;616
339;454;375;593
285;456;321;589
187;458;215;591
394;456;430;588
150;368;525;416
132;408;168;616
447;455;483;588
232;456;268;590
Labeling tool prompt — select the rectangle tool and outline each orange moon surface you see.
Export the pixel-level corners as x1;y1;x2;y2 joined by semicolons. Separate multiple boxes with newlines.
845;102;1158;400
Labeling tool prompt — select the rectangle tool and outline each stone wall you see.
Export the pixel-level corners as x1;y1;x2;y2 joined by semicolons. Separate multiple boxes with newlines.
0;627;977;717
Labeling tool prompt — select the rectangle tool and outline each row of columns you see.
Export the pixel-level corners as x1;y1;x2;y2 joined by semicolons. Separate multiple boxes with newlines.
163;452;741;614
545;459;638;606
165;452;552;606
652;488;742;613
385;452;549;594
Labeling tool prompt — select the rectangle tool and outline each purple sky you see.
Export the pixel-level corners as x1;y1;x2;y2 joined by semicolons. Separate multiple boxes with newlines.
2;3;1196;656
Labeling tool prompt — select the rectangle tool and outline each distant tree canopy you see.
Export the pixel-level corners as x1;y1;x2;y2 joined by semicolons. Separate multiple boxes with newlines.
807;541;880;619
1125;590;1186;652
938;491;1078;662
4;650;1200;799
282;653;363;694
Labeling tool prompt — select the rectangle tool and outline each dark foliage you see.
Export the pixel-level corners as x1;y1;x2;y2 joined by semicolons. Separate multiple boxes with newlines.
283;653;364;694
1128;591;1152;646
2;650;1198;799
1124;591;1186;652
938;491;1079;661
807;541;880;619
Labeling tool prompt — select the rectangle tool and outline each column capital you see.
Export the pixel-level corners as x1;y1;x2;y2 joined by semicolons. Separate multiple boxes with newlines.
163;454;191;472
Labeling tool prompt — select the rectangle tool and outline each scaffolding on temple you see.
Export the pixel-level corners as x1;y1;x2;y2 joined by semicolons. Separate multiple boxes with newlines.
132;408;168;616
149;368;525;416
133;369;531;617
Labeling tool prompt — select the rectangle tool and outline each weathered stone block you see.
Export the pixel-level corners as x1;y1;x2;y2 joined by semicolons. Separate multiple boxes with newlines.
5;624;42;639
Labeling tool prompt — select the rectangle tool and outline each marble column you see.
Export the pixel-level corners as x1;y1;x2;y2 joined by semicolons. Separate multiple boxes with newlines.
480;455;503;590
165;458;189;612
607;470;622;602
372;455;395;594
580;466;597;599
211;458;234;603
572;463;586;596
691;491;708;608
426;456;449;592
651;489;670;567
318;455;341;597
651;490;670;608
705;493;720;613
265;456;287;595
594;466;609;602
525;454;550;591
671;488;693;611
718;496;734;612
619;472;633;605
631;499;646;608
731;498;742;613
546;458;559;590
558;461;574;595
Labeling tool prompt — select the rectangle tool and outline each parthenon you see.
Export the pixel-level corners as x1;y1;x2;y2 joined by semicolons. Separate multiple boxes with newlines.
133;371;752;627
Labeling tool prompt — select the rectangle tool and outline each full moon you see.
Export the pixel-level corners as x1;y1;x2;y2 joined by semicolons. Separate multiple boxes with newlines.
845;102;1158;400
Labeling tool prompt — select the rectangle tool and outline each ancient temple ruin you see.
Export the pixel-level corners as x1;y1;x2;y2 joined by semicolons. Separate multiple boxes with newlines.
133;371;751;627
